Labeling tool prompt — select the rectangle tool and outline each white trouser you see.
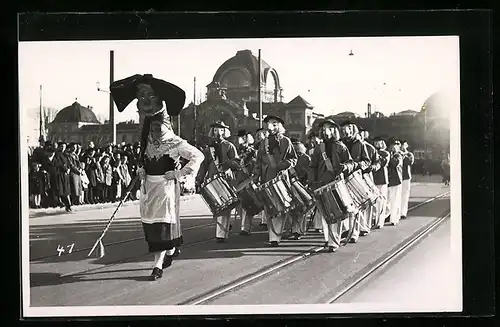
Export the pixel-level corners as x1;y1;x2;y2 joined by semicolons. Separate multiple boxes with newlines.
291;212;307;234
313;210;323;230
360;207;371;233
260;211;267;224
268;214;286;242
240;208;253;232
375;184;388;228
401;179;411;217
388;184;403;225
322;216;342;249
341;212;360;241
216;213;232;239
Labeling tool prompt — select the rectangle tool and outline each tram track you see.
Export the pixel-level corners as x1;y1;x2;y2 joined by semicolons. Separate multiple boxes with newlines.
178;190;450;305
30;190;449;301
324;210;451;304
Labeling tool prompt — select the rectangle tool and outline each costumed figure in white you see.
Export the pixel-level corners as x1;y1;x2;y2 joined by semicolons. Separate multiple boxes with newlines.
110;74;205;281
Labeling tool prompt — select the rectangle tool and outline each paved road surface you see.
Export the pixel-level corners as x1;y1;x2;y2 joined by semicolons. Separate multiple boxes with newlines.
28;182;451;307
334;218;462;313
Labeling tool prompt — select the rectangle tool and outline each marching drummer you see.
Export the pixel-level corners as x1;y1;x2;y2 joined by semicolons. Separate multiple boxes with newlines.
340;121;371;243
358;128;381;228
386;138;404;226
309;118;354;252
307;131;324;233
287;138;311;240
234;130;258;236
372;136;390;229
252;115;298;247
196;121;240;243
109;74;205;281
400;140;415;220
253;127;269;230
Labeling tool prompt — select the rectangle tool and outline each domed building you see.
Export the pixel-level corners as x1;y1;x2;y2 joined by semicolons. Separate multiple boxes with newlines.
177;49;324;144
48;101;140;145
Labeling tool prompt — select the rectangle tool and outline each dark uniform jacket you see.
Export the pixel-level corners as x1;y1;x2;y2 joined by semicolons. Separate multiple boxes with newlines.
363;141;381;174
234;144;258;185
388;151;404;187
253;133;297;184
373;149;390;186
292;152;311;185
401;150;415;180
308;139;354;189
343;138;371;176
197;139;240;184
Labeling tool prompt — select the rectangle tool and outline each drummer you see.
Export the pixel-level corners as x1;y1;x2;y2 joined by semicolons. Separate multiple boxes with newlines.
340;121;371;243
252;115;298;247
234;129;258;236
307;131;324;233
386;138;404;226
358;128;381;228
196;121;240;243
309;119;354;252
253;127;269;230
287;138;311;240
372;136;390;229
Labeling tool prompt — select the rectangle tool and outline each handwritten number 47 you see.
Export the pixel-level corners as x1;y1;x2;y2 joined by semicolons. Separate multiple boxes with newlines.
57;243;75;256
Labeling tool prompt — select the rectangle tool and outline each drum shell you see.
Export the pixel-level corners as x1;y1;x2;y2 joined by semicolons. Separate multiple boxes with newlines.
200;173;240;216
345;170;373;210
235;178;264;217
289;176;316;216
314;179;356;224
257;175;297;219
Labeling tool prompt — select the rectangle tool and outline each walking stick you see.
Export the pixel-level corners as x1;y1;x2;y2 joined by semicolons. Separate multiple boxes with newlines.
87;174;141;258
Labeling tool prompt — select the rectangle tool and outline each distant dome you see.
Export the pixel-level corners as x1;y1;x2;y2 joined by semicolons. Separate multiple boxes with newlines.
211;50;280;89
396;110;419;117
52;102;100;124
332;111;360;119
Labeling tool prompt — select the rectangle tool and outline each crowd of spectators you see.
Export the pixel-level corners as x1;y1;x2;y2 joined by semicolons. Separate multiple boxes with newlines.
28;139;143;211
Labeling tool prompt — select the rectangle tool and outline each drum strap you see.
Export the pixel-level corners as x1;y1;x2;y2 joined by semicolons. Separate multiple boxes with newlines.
264;139;277;169
320;143;335;173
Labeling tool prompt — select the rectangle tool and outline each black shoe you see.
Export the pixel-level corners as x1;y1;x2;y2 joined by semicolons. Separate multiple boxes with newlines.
390;222;397;226
216;238;226;243
229;224;233;231
162;255;173;269
400;215;406;219
173;248;180;257
259;223;268;230
324;241;329;247
150;267;163;281
341;231;349;239
270;241;279;247
239;231;250;236
349;238;357;244
328;246;337;253
289;232;302;240
360;231;369;236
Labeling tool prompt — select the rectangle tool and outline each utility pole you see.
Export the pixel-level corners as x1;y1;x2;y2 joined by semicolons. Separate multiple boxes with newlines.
39;85;44;142
109;50;116;145
193;77;197;144
258;49;262;128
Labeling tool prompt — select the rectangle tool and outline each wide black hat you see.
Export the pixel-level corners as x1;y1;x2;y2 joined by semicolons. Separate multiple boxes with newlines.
318;118;340;129
263;115;284;125
109;74;186;116
210;120;230;129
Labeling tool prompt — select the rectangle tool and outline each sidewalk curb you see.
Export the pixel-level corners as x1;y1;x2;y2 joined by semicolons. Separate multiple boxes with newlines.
28;194;201;218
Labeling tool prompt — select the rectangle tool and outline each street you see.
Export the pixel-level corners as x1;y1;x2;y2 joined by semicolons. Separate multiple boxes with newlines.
28;181;451;307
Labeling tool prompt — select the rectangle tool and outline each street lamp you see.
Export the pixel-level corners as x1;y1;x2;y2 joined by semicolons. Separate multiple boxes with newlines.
96;82;110;94
349;50;354;56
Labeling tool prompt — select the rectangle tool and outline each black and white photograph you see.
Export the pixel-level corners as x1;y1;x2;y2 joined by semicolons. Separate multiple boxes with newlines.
20;35;461;317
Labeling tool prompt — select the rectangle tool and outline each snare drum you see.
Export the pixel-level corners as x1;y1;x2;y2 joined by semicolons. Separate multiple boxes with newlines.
289;176;316;216
362;173;380;205
256;174;297;219
345;170;375;210
200;173;240;216
314;179;357;224
235;177;264;217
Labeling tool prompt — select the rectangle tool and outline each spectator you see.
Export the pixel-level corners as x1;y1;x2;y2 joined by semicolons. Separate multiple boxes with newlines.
29;162;47;208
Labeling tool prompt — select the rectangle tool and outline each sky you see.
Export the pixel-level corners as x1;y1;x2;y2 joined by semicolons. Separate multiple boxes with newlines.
19;36;459;129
